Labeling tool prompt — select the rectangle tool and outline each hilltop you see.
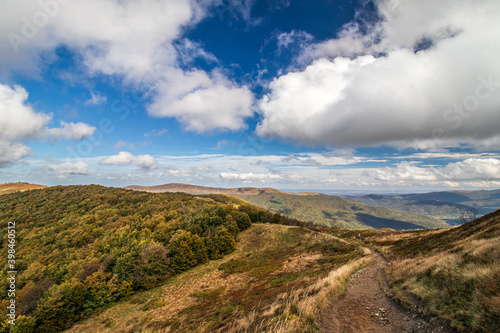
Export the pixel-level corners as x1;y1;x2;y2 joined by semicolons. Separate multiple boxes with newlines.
125;183;288;196
0;182;47;196
126;183;449;230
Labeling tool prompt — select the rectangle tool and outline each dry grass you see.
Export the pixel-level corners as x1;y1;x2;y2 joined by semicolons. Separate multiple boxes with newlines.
0;182;47;196
360;210;500;332
66;224;369;333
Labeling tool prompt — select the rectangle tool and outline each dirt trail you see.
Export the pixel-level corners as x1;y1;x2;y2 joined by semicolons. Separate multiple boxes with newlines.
321;251;450;333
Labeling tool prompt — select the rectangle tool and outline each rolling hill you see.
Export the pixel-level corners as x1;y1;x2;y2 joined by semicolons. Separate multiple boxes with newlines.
125;184;449;230
0;182;47;196
0;185;289;332
349;189;500;224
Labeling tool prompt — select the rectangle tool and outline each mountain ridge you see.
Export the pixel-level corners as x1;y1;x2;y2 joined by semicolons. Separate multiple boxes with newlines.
125;183;448;230
348;188;500;224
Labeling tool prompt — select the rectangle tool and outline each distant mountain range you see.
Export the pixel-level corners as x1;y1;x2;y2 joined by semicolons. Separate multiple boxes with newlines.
125;183;448;230
347;189;500;225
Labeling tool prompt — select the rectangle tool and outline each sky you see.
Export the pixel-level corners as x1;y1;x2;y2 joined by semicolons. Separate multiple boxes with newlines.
1;0;500;194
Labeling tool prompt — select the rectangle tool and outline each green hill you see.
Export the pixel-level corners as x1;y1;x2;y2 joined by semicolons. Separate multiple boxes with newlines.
126;184;448;230
0;185;286;332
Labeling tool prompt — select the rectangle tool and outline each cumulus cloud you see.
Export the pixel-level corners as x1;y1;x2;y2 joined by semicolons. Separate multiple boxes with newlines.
101;151;157;170
0;0;253;133
44;162;90;178
136;154;157;170
101;151;136;165
0;141;31;168
148;69;254;133
257;0;500;149
0;83;95;167
45;121;96;141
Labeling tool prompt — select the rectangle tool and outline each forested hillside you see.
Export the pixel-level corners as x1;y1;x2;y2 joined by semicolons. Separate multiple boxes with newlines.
0;186;285;332
126;184;448;230
234;192;448;230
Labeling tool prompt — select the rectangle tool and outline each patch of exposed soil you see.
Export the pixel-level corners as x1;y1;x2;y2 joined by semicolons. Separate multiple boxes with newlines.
321;251;452;333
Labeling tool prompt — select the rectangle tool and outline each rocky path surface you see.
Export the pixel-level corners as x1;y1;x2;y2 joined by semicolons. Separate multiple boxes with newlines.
321;251;451;333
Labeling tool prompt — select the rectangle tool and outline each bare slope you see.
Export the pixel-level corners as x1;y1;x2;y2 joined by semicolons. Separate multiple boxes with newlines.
0;182;47;196
126;183;448;230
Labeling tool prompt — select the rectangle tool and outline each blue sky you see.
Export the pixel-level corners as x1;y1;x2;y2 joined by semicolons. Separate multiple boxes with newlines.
1;0;500;193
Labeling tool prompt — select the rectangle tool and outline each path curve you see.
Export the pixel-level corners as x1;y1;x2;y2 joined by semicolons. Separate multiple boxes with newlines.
321;251;451;333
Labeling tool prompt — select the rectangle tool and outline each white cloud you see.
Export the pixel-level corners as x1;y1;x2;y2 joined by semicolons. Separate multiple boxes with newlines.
84;91;107;106
101;151;136;165
45;121;96;141
114;141;135;150
276;30;314;53
136;154;157;170
373;159;500;184
0;83;96;167
148;69;254;133
0;84;50;141
0;141;31;168
44;162;90;178
0;0;254;133
100;151;157;170
220;172;282;182
257;0;500;149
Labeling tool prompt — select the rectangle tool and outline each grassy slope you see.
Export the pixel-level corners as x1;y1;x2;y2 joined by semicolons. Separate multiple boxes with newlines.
67;224;372;333
234;193;448;230
332;210;500;332
0;183;47;196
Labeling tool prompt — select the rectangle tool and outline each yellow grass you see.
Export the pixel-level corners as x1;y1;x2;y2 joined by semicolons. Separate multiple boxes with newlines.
0;182;47;196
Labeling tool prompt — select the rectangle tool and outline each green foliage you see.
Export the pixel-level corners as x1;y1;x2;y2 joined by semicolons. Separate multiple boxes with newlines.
234;192;449;230
0;185;274;332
